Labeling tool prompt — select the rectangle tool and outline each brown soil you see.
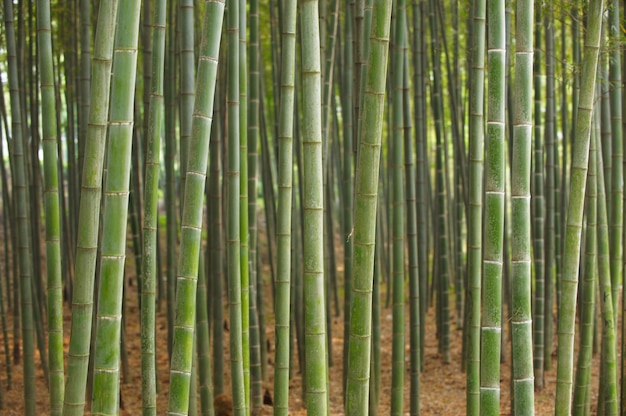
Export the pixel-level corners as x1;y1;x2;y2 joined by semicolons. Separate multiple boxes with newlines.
0;225;603;415
0;270;604;415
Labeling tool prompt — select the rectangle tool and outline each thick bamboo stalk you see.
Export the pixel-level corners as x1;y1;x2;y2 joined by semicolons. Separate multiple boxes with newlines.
166;0;226;413
596;133;618;416
36;0;64;413
226;0;246;413
390;2;406;414
555;0;604;413
273;0;297;409
91;1;141;413
62;1;119;414
345;0;392;413
510;0;535;413
479;0;505;413
466;0;485;411
300;0;329;412
140;0;167;413
573;125;597;416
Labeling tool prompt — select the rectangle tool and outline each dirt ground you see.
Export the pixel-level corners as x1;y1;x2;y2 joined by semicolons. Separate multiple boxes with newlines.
0;266;604;415
0;214;606;416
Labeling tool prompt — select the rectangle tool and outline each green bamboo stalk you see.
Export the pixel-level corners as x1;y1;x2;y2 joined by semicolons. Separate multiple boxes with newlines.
322;0;340;146
618;1;626;408
329;131;341;323
402;35;420;416
543;7;556;372
385;51;393;312
369;210;383;415
353;0;364;139
36;0;64;413
78;0;90;197
412;0;427;370
391;2;406;414
91;1;141;413
598;30;611;416
532;7;545;388
129;108;144;298
593;80;603;365
248;0;262;408
62;1;119;414
341;2;355;395
208;80;225;396
166;0;225;412
557;13;568;315
141;0;152;144
466;0;485;411
510;0;535;413
179;0;195;192
345;0;392;413
164;0;177;359
273;0;297;409
268;0;281;145
248;242;262;414
0;163;11;391
569;0;581;223
140;0;167;413
255;237;267;382
324;166;335;369
226;0;246;413
197;253;215;416
572;124;597;416
3;2;36;414
300;0;329;412
480;0;505;412
600;46;611;215
596;133;618;416
0;107;15;377
434;91;450;364
607;0;622;331
555;0;604;412
189;333;198;416
238;0;250;411
554;24;563;333
0;233;5;402
359;0;374;132
292;173;306;387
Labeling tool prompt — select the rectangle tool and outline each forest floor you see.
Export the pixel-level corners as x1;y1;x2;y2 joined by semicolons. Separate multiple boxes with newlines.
0;274;605;415
0;230;604;415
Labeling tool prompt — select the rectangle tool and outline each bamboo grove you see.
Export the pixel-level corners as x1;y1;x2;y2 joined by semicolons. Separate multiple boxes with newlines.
1;0;626;415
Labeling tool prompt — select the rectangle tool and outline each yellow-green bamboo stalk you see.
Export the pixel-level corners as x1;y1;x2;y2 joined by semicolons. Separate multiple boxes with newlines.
555;0;604;413
510;0;535;412
62;1;119;414
226;0;246;413
345;0;393;413
238;0;250;411
596;133;618;416
301;0;329;413
140;0;167;413
480;0;505;412
466;0;486;411
273;0;297;409
167;0;226;413
36;0;64;413
91;1;141;413
391;2;406;414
